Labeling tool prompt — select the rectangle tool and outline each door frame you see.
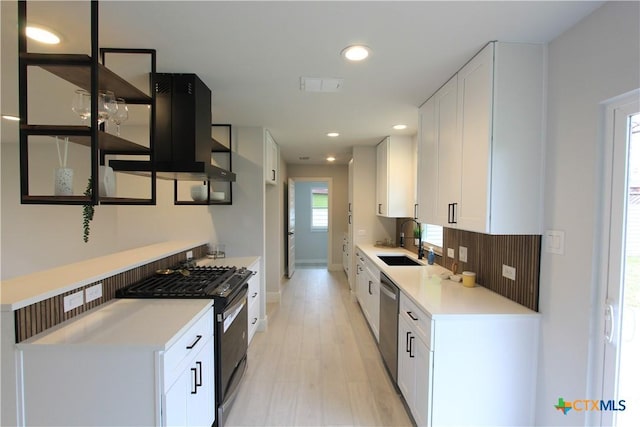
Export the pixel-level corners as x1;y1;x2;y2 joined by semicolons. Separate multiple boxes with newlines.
588;89;640;425
288;177;333;269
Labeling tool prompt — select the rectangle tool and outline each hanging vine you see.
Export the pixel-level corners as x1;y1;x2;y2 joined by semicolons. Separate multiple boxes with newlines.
82;177;95;243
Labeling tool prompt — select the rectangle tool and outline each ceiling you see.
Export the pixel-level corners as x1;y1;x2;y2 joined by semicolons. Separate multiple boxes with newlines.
2;1;604;165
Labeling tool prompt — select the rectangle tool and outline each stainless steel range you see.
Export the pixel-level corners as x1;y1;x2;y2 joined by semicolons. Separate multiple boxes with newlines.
116;265;253;427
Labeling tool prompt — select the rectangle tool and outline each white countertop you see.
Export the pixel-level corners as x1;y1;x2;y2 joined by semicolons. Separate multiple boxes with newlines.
0;240;207;311
356;244;538;318
16;299;212;350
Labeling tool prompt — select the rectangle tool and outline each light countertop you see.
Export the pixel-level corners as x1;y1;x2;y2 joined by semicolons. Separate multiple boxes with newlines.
0;240;207;312
16;299;212;350
356;243;538;318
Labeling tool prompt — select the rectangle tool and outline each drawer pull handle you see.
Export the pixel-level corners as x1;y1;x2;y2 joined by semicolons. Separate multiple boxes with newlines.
186;334;202;350
191;367;198;394
196;361;202;387
406;331;412;353
407;311;419;321
251;318;258;325
409;336;415;358
252;292;258;298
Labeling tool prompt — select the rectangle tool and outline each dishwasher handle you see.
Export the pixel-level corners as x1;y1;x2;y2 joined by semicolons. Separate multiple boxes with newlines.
379;281;397;300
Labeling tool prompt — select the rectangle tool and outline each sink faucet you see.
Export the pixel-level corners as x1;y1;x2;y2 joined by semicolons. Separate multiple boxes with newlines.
399;218;424;259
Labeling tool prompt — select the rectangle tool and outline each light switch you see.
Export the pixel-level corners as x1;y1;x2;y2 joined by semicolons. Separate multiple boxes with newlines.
502;265;516;281
63;291;84;313
447;247;455;258
545;230;565;255
85;283;103;303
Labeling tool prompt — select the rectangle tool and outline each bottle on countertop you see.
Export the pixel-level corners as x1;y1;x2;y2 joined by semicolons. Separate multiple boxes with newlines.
427;247;435;265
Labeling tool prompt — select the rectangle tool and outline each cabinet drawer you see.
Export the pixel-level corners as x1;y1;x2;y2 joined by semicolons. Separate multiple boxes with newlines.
400;293;432;349
248;298;260;341
164;307;214;387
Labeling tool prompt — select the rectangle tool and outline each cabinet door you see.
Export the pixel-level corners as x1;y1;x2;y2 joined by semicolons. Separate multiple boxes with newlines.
265;131;278;185
186;338;215;427
413;336;433;427
397;314;414;404
433;76;460;227
164;370;189;427
376;138;389;216
417;97;437;225
457;44;493;233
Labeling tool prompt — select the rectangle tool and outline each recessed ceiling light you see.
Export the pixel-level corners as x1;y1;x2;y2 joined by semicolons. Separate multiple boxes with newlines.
26;26;61;45
393;124;407;130
2;115;20;121
326;156;336;162
327;132;339;137
341;45;370;62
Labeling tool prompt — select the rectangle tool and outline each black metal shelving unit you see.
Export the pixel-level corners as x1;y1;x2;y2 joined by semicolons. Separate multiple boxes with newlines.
174;124;234;205
18;1;156;205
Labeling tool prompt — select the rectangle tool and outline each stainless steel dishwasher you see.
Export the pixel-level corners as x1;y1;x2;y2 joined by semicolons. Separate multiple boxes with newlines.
378;272;399;384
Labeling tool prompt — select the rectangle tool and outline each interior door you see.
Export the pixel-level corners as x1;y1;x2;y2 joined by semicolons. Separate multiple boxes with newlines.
287;178;296;278
601;97;639;427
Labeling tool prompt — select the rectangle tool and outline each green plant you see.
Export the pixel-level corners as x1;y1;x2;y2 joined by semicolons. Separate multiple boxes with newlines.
82;177;94;243
413;226;421;239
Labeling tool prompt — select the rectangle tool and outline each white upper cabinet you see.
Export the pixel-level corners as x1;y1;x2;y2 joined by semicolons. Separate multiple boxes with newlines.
417;75;459;226
376;135;416;218
264;130;279;185
417;42;544;234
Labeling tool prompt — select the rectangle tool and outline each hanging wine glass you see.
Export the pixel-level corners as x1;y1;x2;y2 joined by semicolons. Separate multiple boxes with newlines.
111;98;128;136
98;90;117;125
71;89;91;124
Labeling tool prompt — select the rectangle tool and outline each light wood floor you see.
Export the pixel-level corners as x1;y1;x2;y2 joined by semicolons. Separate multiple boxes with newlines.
226;267;413;427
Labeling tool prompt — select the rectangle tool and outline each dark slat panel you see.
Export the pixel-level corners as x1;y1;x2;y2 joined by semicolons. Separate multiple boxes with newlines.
14;245;208;342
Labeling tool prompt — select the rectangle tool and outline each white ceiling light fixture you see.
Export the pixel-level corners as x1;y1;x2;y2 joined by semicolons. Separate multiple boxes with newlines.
341;45;370;62
326;156;336;162
327;132;339;137
393;124;407;130
26;25;61;45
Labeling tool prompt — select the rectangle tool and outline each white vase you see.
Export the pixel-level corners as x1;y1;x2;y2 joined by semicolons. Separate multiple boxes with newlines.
190;184;208;201
54;167;73;196
99;166;116;197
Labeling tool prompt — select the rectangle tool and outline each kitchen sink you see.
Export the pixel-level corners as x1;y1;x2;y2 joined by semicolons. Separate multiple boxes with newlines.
377;255;423;266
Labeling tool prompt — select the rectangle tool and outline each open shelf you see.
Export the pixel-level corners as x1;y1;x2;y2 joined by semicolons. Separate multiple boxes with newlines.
22;53;151;104
21;125;150;153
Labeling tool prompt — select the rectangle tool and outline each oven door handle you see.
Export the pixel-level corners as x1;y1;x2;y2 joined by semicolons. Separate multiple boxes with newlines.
219;296;247;333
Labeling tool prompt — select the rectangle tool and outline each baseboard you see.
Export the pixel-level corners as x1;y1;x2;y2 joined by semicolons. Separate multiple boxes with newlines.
266;291;281;304
295;259;328;266
258;315;268;332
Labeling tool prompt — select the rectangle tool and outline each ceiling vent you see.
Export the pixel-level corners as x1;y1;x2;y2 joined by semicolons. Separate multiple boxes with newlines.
300;77;343;93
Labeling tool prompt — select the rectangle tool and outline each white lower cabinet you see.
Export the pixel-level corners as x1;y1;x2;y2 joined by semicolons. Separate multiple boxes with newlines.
247;263;261;344
164;334;214;427
397;296;432;427
17;300;215;427
355;252;380;342
396;292;539;426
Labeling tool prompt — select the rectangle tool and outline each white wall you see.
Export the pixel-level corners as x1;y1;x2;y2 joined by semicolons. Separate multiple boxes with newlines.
538;2;640;425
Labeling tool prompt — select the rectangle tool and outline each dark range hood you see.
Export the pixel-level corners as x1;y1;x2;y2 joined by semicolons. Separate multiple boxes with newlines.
110;73;235;181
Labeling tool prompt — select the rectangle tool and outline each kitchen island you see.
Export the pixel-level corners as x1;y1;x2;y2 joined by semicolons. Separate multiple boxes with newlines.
356;243;540;426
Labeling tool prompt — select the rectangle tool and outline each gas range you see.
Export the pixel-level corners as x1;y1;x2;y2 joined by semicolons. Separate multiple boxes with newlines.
115;265;253;302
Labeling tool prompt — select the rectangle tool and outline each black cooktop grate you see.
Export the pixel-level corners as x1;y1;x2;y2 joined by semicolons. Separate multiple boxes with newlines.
116;266;237;298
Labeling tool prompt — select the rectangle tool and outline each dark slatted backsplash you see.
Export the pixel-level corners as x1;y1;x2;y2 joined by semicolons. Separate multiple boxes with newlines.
443;228;541;311
14;245;208;343
397;220;540;311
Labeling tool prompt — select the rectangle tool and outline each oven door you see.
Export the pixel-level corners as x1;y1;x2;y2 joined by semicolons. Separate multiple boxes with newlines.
215;284;248;426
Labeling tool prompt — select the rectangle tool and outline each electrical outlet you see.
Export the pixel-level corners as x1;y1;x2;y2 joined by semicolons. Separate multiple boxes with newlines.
502;264;516;281
459;246;468;262
186;250;193;260
85;283;103;303
447;247;455;258
63;291;84;313
545;230;565;255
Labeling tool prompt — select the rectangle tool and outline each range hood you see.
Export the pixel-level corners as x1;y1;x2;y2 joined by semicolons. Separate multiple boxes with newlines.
110;73;235;182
